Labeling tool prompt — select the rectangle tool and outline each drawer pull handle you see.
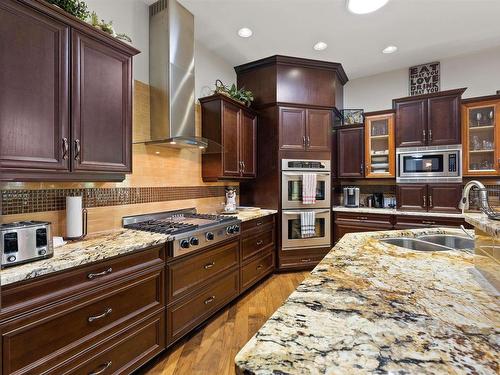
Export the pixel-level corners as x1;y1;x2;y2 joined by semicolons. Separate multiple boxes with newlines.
89;361;112;375
357;216;368;220
88;268;113;280
204;296;216;305
256;221;263;226
256;240;264;246
422;220;436;225
88;307;112;323
204;261;215;269
256;264;263;270
301;258;311;263
62;137;69;160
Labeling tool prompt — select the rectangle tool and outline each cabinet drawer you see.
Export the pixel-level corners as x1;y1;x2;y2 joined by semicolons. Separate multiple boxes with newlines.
1;245;165;317
60;312;165;375
168;240;239;302
395;216;466;228
335;212;393;225
241;215;274;234
241;225;274;260
167;270;239;345
2;268;164;375
279;248;329;270
241;250;274;292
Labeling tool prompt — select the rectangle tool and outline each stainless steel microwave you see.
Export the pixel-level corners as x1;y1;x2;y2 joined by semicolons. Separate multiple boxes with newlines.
396;145;462;183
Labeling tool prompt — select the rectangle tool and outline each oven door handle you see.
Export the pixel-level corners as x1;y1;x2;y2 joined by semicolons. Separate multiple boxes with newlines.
282;172;331;176
283;210;330;215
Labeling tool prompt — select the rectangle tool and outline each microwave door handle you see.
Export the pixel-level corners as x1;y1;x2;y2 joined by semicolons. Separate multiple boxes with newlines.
283;210;330;215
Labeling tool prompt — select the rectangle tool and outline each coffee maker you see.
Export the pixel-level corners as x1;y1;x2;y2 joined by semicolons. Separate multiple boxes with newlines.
343;187;360;208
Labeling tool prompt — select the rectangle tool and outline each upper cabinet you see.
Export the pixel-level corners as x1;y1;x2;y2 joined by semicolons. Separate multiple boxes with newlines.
393;88;466;148
200;94;257;182
337;126;364;178
0;0;139;182
462;95;500;176
279;107;331;152
364;111;395;178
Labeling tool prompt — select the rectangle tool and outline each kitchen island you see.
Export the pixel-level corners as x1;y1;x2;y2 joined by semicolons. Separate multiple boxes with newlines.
235;228;499;374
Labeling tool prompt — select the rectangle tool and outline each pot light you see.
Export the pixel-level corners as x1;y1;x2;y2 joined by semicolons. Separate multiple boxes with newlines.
313;41;328;51
347;0;389;14
382;45;398;54
238;27;253;38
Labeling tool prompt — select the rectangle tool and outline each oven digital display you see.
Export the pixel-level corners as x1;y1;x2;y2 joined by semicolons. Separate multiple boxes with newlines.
287;161;325;169
403;154;444;173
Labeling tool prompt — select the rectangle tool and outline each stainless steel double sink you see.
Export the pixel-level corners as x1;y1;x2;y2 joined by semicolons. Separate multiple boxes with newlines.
380;235;474;252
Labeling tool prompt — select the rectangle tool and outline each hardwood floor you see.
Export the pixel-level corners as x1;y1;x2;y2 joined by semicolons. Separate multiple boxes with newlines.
139;272;309;375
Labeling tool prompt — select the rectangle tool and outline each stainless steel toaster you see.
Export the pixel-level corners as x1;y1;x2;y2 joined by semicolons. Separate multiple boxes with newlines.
0;221;53;268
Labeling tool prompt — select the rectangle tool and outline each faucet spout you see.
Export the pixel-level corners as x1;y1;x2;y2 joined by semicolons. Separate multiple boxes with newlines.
460;180;500;220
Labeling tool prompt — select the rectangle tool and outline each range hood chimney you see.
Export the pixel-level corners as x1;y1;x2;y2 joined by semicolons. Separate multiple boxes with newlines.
148;0;207;149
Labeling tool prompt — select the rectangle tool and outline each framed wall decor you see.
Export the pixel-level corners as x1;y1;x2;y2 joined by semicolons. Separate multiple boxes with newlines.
409;62;440;96
341;109;364;126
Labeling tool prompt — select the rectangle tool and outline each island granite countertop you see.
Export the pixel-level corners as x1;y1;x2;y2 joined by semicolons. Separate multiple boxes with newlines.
235;228;499;374
0;229;170;286
464;212;500;238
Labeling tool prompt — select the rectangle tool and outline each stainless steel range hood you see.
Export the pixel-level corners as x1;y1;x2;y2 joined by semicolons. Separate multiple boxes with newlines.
147;0;207;149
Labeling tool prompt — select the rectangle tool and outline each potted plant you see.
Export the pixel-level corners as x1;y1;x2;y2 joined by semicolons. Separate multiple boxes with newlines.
214;80;254;107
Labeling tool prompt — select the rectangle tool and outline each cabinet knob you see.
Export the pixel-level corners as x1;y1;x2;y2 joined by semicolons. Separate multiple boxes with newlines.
62;138;69;160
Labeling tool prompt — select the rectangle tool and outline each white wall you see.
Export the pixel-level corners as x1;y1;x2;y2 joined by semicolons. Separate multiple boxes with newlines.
85;0;150;83
345;46;500;112
195;42;236;100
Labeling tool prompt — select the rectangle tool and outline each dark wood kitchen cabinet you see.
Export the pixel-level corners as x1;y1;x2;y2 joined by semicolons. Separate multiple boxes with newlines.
337;125;364;178
394;88;466;148
201;94;257;181
0;0;139;182
0;244;166;375
334;212;393;242
279;107;331;152
397;183;461;213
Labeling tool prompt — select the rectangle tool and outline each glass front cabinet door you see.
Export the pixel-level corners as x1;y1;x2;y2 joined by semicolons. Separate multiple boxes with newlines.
364;112;396;178
462;98;500;176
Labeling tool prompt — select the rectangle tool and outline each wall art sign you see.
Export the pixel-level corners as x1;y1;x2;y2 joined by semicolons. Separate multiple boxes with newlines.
409;62;440;96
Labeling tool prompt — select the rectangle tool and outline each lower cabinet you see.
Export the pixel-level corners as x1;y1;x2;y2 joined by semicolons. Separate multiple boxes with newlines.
394;216;471;230
279;248;329;270
0;245;166;375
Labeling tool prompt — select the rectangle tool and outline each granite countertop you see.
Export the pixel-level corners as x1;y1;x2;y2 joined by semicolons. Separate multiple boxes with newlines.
235;228;500;374
332;205;466;218
464;212;500;238
232;208;278;222
0;229;170;286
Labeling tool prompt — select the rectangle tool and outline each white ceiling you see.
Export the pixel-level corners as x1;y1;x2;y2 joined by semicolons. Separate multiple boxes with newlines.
169;0;500;80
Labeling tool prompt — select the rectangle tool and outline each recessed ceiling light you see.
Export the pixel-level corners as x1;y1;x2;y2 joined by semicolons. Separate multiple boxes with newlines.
382;45;398;54
238;27;253;38
313;41;328;51
347;0;389;14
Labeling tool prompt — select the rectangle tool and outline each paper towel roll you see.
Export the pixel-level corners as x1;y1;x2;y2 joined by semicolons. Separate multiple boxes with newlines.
66;196;83;238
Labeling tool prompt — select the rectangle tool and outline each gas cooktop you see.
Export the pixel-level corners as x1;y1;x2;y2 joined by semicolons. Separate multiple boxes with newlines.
122;208;241;257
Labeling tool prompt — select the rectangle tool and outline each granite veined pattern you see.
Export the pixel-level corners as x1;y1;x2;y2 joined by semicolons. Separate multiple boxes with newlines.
235;228;499;375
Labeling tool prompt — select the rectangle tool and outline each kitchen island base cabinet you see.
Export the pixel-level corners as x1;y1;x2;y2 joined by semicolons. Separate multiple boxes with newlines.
334;213;393;243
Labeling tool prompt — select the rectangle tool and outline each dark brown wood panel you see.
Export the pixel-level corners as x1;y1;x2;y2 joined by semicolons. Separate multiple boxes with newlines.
241;214;275;233
167;270;239;345
279;247;329;270
221;101;240;177
0;0;69;171
396;184;428;211
241;224;274;260
306;109;331;151
338;126;364;178
427;183;461;213
334;222;392;243
240;110;257;178
395;215;470;229
71;29;132;173
240;250;274;293
167;240;239;302
279;107;306;150
395;99;427;147
427;94;461;146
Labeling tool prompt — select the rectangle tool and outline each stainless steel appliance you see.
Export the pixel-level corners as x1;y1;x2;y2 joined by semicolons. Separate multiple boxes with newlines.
281;159;331;209
1;221;53;268
281;209;331;249
373;192;384;208
396;145;462;183
343;187;360;208
123;208;240;257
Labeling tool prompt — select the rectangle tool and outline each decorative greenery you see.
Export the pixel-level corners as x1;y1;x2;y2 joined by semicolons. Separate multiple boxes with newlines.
47;0;89;21
214;80;254;107
88;12;132;42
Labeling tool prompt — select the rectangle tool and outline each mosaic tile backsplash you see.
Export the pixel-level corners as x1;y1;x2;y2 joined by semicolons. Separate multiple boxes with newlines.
0;186;237;215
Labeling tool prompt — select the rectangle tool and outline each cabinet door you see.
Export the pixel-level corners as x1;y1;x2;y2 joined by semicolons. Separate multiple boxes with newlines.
71;30;132;173
279;107;306;150
396;184;427;211
240;110;257;178
427;184;461;213
365;113;395;178
338;127;364;178
0;0;69;171
395;99;427;147
428;95;461;146
306;109;331;151
221;101;241;177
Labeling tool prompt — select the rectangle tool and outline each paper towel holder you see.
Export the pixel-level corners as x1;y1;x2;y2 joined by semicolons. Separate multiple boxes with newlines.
64;208;88;241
